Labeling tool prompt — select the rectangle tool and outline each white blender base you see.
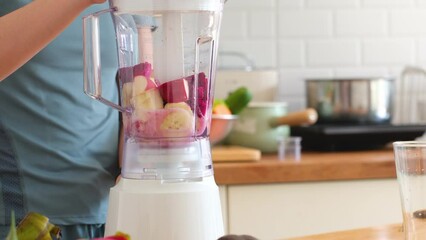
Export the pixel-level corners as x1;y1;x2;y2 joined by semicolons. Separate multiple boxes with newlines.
105;176;224;240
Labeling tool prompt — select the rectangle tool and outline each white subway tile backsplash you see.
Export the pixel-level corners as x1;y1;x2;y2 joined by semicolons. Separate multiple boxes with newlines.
416;39;426;66
333;67;390;78
388;66;407;78
307;40;360;66
416;0;426;7
219;40;277;69
278;0;304;9
218;0;426;108
279;40;305;67
306;0;360;8
224;0;276;9
362;0;415;7
278;68;333;96
221;11;247;38
390;10;426;36
363;39;415;65
278;10;333;37
335;10;387;36
248;11;277;38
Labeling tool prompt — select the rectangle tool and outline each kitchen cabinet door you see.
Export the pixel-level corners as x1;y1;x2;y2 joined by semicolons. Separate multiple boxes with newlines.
226;179;402;240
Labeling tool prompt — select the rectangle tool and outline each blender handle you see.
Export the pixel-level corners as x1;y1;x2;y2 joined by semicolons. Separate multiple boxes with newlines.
83;8;126;112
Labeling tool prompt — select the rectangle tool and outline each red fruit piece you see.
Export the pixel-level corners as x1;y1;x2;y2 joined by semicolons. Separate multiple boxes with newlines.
92;231;130;240
186;72;209;118
118;66;133;84
133;62;153;79
158;78;190;103
94;237;127;240
196;116;208;136
133;62;157;91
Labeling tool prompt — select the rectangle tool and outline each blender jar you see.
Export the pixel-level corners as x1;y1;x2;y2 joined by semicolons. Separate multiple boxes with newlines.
83;0;224;180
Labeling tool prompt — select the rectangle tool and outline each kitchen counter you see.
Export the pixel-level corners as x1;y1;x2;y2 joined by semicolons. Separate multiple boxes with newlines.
213;148;396;185
287;223;403;240
214;147;402;239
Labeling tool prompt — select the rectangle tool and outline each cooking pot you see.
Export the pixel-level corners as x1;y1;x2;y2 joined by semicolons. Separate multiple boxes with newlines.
225;102;318;153
306;78;394;124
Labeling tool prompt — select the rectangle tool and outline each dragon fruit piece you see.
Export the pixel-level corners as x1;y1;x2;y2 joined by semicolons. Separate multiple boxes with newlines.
198;72;208;88
196;86;208;117
196;116;208;136
186;72;209;118
133;62;153;79
118;66;133;84
158;78;190;103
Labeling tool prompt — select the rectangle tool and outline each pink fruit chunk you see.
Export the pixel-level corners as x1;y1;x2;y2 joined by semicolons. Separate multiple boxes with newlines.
132;118;159;138
186;72;209;118
133;62;153;79
130;110;164;138
196;116;208;136
133;62;157;94
118;67;133;83
158;78;190;103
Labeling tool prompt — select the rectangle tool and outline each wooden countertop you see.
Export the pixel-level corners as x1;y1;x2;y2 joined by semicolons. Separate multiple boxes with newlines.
213;148;396;185
287;223;403;240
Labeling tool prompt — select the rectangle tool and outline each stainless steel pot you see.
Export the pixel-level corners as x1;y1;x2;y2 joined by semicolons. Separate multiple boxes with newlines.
306;78;394;124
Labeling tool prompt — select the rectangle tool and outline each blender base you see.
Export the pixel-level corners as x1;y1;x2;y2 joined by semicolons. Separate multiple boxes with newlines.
105;176;224;240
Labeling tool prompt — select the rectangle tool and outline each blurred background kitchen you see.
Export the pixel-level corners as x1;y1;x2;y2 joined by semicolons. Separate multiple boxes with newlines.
211;1;426;240
217;0;426;111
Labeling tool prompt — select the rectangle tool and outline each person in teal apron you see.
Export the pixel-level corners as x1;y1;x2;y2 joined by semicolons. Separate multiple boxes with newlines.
0;1;120;239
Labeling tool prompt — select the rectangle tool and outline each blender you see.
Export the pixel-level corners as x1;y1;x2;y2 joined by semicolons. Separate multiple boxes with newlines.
82;0;225;239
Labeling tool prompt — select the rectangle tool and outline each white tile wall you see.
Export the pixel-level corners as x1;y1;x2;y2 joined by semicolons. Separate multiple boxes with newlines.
278;10;333;37
219;0;426;111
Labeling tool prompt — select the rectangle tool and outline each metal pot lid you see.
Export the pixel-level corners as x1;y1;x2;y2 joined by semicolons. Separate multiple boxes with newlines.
248;101;287;108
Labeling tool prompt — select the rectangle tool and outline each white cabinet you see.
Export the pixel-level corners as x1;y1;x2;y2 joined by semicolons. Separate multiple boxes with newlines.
220;179;403;240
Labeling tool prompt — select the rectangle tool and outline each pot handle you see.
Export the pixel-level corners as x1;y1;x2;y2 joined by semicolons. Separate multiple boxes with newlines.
270;108;318;127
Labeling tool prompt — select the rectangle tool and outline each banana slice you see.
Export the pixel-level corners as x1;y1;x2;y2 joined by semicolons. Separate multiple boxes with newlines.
131;88;164;110
122;82;133;107
160;109;194;137
164;102;193;115
132;75;157;96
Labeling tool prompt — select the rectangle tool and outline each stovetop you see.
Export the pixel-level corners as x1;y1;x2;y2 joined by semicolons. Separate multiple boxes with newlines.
290;124;426;151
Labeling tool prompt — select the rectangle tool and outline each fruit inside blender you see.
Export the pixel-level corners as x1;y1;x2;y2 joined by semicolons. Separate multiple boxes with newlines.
119;62;210;142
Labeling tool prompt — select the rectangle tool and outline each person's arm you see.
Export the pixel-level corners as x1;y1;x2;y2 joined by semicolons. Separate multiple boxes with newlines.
0;0;105;81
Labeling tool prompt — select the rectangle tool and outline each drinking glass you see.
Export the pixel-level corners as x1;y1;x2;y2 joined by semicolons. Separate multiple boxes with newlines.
394;141;426;239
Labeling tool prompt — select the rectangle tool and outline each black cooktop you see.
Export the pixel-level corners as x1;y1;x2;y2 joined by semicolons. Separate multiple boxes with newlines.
290;124;426;151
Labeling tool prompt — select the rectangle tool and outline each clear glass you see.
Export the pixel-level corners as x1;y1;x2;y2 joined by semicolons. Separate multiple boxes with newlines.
84;1;224;180
277;136;301;161
393;141;426;240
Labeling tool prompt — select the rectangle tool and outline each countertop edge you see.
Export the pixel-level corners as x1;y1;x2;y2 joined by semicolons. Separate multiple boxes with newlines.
213;149;396;185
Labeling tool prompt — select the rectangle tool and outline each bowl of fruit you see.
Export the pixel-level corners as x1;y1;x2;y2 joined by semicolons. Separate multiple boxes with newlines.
211;114;238;145
210;87;252;145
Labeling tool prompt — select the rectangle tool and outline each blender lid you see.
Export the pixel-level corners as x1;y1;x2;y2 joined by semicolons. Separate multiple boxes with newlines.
110;0;224;13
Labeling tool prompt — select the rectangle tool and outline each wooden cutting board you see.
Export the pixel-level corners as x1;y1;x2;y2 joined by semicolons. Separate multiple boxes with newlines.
212;145;261;162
